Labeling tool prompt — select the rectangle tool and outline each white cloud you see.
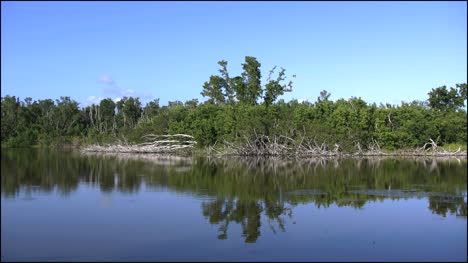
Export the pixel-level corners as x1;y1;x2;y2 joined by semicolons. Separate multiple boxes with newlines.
105;87;153;100
95;74;153;103
82;96;104;107
98;75;115;85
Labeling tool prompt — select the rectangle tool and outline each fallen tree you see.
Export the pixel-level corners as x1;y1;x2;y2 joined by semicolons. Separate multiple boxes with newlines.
81;132;465;157
81;134;196;153
208;135;467;157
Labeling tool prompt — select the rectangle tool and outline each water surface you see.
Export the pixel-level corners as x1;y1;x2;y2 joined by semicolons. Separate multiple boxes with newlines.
1;149;466;261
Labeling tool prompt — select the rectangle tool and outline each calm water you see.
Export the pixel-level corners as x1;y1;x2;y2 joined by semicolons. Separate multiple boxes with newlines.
1;149;467;262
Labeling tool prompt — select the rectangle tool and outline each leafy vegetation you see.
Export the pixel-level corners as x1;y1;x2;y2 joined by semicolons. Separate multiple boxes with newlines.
1;57;466;152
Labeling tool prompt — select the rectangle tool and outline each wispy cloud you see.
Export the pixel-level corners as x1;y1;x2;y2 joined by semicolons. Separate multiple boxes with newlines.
83;75;153;107
97;75;115;85
82;96;104;107
104;87;153;100
80;95;123;108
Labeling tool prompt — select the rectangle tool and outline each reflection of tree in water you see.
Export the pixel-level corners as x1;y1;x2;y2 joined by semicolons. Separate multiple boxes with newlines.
202;198;292;243
428;194;467;217
2;149;467;243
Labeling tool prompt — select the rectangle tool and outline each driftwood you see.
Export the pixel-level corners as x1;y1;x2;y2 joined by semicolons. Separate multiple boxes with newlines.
81;134;196;153
81;132;465;157
210;135;466;157
214;134;343;157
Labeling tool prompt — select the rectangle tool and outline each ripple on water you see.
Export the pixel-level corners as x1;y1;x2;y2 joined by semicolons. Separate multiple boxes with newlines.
286;189;328;195
347;189;458;199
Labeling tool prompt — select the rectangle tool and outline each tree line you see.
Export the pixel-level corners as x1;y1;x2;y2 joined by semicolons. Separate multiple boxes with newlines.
1;56;467;151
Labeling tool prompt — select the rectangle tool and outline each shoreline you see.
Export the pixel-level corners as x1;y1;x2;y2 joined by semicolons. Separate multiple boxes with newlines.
26;146;468;159
3;143;467;158
2;145;466;158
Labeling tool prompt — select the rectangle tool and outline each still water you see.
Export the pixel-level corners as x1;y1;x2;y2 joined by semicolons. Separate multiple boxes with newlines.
1;149;467;262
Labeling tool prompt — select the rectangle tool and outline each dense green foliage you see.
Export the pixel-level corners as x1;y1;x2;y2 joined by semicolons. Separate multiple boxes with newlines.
1;57;466;151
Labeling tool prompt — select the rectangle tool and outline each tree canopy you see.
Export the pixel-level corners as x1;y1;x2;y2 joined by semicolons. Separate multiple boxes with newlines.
1;57;466;151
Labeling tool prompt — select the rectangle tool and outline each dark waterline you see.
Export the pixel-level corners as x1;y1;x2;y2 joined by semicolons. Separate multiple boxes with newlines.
1;149;467;262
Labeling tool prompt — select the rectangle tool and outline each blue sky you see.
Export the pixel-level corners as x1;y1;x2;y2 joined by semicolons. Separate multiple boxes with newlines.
1;1;467;107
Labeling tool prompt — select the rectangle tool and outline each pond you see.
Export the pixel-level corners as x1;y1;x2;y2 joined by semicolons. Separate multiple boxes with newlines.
1;149;466;262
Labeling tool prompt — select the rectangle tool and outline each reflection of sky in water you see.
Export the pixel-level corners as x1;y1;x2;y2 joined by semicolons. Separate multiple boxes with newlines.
1;150;466;261
2;183;466;262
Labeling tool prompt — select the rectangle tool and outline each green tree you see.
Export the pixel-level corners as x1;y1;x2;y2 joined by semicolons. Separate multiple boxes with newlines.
116;97;142;129
51;96;80;136
99;98;116;133
231;76;248;103
428;85;464;112
241;56;262;105
218;60;235;103
1;96;21;142
142;98;160;122
201;75;227;104
263;67;293;107
456;83;467;100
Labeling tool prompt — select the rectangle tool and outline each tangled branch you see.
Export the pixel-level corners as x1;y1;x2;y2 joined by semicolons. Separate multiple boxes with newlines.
81;134;196;153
